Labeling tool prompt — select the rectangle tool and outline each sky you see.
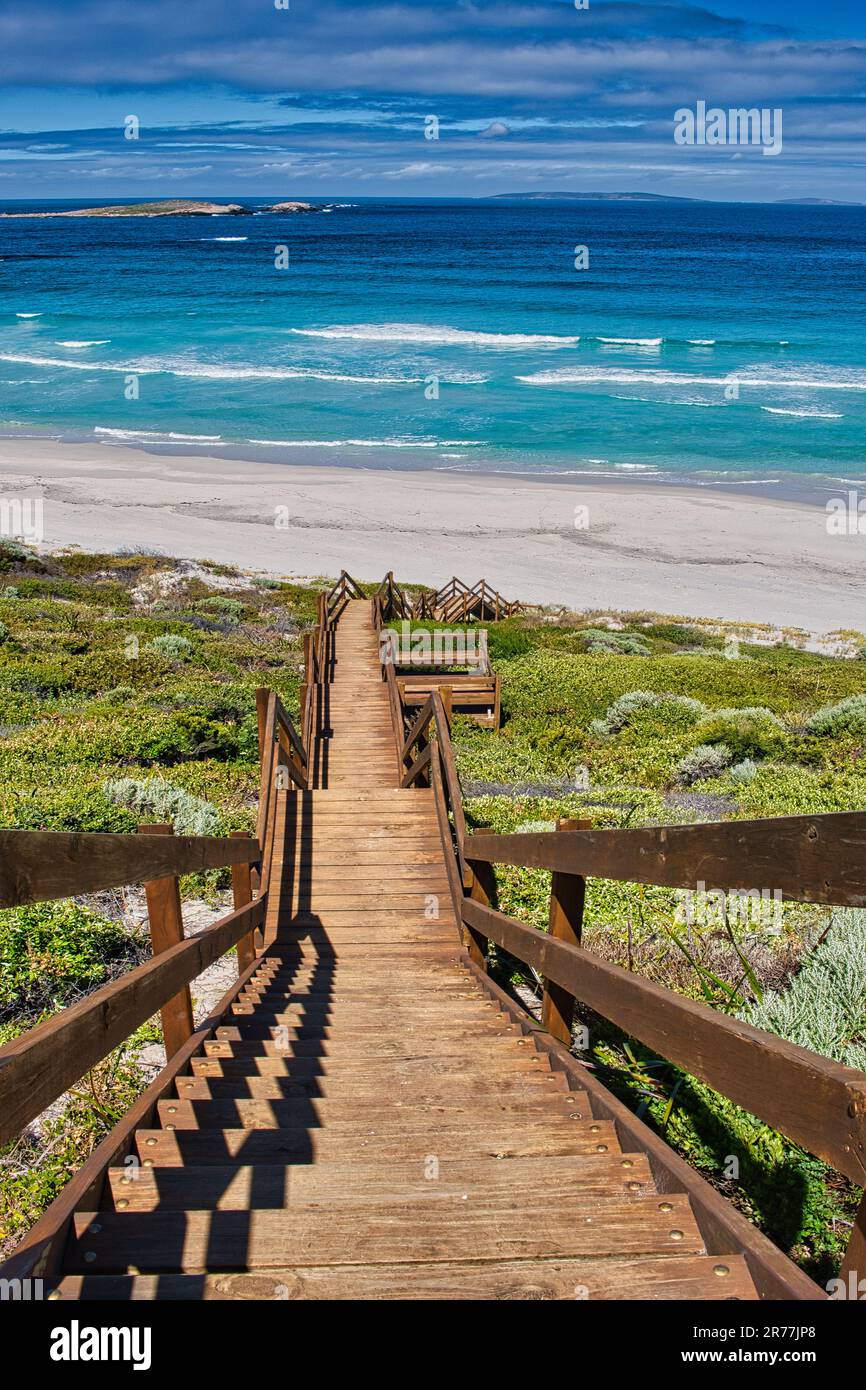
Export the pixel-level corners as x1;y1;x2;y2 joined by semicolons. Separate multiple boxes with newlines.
0;0;864;201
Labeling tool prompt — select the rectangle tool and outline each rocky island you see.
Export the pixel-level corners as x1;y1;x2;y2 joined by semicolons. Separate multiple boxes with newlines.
0;199;319;218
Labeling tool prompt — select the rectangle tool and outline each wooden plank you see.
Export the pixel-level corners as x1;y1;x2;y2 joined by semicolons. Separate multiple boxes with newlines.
67;1195;705;1271
466;811;866;908
190;1052;559;1079
0;897;264;1147
51;1254;757;1301
170;1072;566;1104
105;1152;653;1212
133;1116;618;1167
462;897;866;1185
138;824;194;1060
0;830;260;908
155;1093;587;1128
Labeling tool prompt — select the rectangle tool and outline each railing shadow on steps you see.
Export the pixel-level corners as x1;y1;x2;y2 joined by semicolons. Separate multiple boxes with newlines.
372;591;866;1302
0;674;318;1288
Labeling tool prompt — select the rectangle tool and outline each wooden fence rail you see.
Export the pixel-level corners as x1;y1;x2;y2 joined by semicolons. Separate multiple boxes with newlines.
0;829;260;910
0;684;309;1160
465;813;866;908
0;895;266;1148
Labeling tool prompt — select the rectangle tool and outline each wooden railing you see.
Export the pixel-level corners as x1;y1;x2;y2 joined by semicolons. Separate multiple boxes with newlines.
0;677;315;1280
371;569;522;625
0;683;308;1159
462;817;866;1285
0;828;263;1148
373;598;866;1292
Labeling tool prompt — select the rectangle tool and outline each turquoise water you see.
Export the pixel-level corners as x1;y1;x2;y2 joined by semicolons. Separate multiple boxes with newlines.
1;198;865;487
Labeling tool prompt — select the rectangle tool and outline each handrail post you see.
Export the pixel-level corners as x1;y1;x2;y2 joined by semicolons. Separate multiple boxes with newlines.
138;823;195;1059
541;817;589;1045
440;685;453;729
465;826;495;971
255;687;270;775
231;832;257;976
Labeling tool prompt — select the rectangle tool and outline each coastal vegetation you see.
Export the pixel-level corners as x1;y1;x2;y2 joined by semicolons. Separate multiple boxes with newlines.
0;199;319;219
1;544;864;1282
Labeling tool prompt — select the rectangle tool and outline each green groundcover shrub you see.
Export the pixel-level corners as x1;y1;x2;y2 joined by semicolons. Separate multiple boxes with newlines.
0;900;136;1016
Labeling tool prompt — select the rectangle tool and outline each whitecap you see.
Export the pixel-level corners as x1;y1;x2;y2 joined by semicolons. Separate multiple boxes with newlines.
597;337;663;347
248;437;479;449
518;366;866;391
94;427;223;442
761;407;843;419
289;322;580;349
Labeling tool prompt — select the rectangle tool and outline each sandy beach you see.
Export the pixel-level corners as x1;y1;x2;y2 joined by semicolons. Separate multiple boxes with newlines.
0;437;862;633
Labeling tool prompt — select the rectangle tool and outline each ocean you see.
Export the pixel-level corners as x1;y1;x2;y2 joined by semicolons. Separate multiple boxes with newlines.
1;197;865;491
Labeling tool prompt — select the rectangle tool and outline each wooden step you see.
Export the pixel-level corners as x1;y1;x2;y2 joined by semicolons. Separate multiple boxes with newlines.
171;1072;568;1103
155;1092;587;1128
189;1053;559;1079
50;1253;756;1301
67;1194;704;1272
105;1153;653;1211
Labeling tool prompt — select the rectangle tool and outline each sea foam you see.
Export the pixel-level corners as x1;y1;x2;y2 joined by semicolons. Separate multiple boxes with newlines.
289;323;580;349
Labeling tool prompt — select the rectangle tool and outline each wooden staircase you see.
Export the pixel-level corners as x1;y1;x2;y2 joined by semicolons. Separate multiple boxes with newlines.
45;600;759;1299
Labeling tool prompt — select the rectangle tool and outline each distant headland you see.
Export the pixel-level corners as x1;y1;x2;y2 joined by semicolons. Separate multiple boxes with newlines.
484;190;863;206
0;199;319;219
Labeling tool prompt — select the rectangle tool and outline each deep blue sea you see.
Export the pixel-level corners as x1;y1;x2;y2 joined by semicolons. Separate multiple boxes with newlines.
1;197;865;489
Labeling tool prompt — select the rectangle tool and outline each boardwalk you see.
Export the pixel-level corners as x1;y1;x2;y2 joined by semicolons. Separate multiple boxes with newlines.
1;578;863;1300
38;603;751;1299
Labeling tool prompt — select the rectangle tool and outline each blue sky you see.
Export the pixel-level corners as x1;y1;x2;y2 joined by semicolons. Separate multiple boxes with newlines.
0;1;864;200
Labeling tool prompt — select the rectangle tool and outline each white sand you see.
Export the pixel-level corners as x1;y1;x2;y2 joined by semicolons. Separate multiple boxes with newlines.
0;438;863;632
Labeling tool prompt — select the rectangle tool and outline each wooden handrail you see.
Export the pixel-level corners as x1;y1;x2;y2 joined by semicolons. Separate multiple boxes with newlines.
0;671;319;1224
461;895;866;1187
465;812;866;908
401;695;436;768
0;829;260;909
0;896;265;1148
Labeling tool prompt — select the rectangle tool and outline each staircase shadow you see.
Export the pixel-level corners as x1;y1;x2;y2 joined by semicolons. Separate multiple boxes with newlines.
92;785;342;1296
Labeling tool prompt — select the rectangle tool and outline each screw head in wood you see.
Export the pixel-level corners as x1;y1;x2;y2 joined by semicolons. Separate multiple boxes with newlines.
669;1230;684;1241
659;1201;673;1211
713;1265;730;1277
